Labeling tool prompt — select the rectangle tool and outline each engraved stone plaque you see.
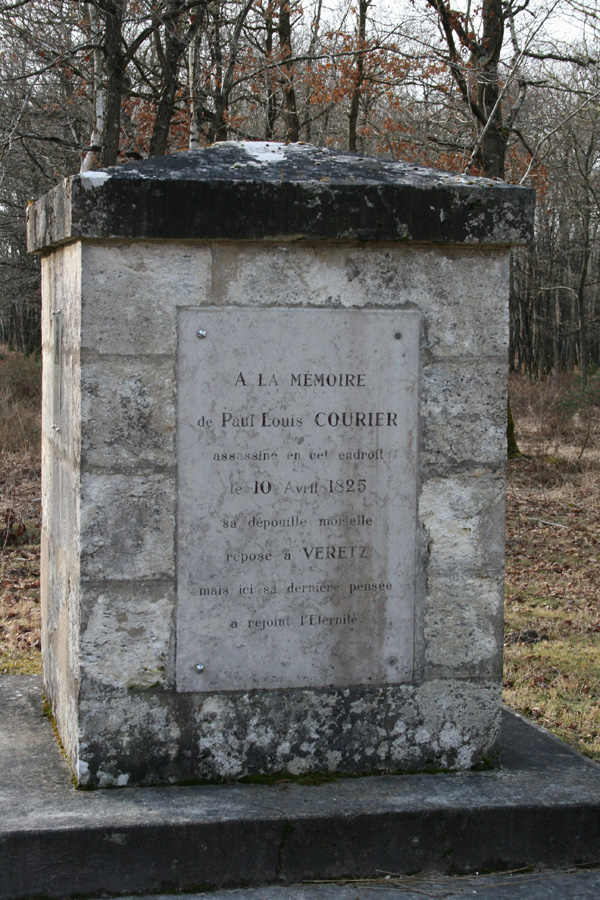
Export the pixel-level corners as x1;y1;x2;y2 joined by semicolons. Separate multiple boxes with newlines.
176;308;419;693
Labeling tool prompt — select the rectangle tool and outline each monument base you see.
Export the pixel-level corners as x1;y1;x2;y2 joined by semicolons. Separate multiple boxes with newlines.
77;680;500;786
2;677;600;900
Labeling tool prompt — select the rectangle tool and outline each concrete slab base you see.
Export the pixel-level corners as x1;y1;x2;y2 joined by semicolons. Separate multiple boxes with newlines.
2;676;600;900
86;871;600;900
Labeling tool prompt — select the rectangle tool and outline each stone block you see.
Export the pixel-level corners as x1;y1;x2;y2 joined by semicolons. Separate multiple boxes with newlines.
80;582;174;691
80;473;175;580
419;470;506;573
80;243;211;356
423;572;504;678
421;359;507;472
40;452;80;564
40;243;81;355
81;357;176;470
75;679;500;786
41;352;81;464
210;244;365;309
346;247;511;359
40;536;81;767
27;144;535;250
210;244;510;362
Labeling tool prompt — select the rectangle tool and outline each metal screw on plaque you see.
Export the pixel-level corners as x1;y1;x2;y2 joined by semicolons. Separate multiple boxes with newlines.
195;664;205;673
394;332;402;340
388;657;398;666
197;329;207;339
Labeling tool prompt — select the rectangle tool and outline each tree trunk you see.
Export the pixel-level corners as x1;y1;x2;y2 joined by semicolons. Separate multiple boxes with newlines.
101;0;125;167
188;22;199;149
149;8;185;158
303;0;322;143
348;0;369;152
278;0;299;141
81;2;104;171
475;0;505;178
507;398;520;458
577;223;591;387
206;0;254;143
265;0;277;139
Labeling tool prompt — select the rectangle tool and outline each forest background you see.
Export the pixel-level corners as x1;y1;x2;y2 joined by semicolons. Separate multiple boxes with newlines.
1;0;600;377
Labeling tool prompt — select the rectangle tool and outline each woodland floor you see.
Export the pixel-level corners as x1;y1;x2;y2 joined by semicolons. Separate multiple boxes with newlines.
504;452;600;761
504;373;600;761
1;358;600;761
0;451;41;674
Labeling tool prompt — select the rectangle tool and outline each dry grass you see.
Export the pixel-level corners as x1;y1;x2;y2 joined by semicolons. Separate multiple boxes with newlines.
0;451;41;674
0;346;41;455
2;353;600;761
504;372;600;760
0;348;42;673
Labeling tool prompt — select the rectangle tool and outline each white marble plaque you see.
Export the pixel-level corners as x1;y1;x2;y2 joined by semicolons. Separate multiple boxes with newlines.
176;308;419;692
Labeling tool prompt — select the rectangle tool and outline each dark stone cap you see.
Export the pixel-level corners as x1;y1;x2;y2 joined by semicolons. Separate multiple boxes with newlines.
27;141;535;252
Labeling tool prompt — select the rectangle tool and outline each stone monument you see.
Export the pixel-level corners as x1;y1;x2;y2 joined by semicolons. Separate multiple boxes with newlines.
27;142;534;786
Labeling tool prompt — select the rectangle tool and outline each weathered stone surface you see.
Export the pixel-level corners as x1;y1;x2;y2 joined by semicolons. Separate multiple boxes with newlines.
39;244;82;771
421;359;507;473
27;142;534;252
80;582;173;691
80;243;211;356
79;473;175;580
76;679;500;785
423;573;504;678
419;471;506;572
342;247;511;356
3;677;600;899
81;357;176;470
40;454;80;563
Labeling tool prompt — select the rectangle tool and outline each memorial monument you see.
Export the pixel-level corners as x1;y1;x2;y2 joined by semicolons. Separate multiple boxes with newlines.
27;142;534;786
